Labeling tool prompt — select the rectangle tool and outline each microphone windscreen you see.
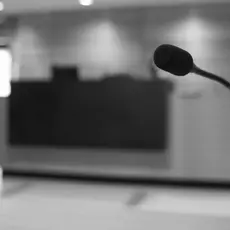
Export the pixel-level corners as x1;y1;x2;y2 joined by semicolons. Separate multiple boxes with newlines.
153;44;194;76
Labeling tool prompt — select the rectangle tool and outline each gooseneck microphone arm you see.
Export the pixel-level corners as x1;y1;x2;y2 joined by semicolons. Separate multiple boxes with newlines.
154;44;230;90
192;64;230;89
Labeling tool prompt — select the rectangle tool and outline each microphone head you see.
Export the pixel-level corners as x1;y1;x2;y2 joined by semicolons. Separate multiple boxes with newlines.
153;44;194;76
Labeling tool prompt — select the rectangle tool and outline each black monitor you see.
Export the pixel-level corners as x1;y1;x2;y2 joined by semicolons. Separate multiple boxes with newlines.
51;65;79;82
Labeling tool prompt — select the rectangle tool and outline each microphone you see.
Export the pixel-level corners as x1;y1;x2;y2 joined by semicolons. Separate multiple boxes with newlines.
153;44;230;89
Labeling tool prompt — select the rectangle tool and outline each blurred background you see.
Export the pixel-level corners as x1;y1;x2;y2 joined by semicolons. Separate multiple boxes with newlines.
2;1;230;229
1;0;230;182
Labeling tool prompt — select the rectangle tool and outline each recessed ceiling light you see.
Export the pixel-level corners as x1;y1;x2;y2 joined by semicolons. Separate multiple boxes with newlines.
79;0;94;6
0;2;4;11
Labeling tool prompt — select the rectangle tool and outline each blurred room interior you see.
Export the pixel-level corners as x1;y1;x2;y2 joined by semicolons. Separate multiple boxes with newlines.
2;0;230;182
2;0;230;229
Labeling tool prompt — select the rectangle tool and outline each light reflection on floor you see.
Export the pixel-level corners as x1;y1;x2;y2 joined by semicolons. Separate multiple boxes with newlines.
1;177;230;230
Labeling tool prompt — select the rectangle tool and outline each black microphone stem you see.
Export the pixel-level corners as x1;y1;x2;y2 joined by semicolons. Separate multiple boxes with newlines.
192;64;230;89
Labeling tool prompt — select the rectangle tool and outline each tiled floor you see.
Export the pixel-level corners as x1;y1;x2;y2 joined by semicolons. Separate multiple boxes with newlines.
1;177;230;229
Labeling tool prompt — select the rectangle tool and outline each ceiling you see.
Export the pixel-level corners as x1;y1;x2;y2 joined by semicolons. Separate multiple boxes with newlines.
4;0;230;14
